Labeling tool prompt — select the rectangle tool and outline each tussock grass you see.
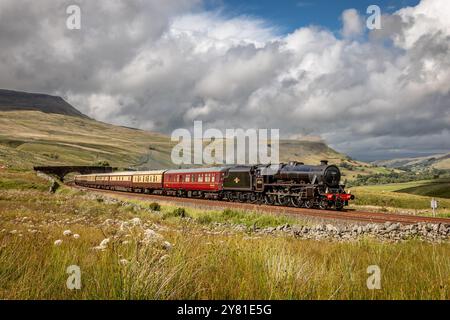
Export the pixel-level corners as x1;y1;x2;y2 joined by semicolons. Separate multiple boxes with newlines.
1;228;449;299
1;170;449;300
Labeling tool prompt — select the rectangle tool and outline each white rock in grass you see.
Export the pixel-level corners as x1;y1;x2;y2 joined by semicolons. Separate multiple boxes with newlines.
73;234;80;239
99;238;110;247
119;222;129;232
141;229;164;245
119;259;129;266
159;255;170;263
162;241;172;250
54;239;63;246
92;238;110;251
63;230;72;236
130;217;142;226
144;229;163;240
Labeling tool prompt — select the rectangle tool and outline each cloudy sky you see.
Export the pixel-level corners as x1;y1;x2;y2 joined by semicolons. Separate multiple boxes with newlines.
0;0;449;161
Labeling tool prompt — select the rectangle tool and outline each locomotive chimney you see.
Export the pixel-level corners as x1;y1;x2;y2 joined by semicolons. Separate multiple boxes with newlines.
320;160;328;166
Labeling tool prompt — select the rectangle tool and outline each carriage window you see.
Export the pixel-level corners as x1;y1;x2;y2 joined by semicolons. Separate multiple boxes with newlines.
211;175;215;182
198;174;204;182
205;174;210;182
185;175;190;182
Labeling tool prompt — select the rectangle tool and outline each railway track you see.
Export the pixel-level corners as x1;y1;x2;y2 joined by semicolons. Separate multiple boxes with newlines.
74;186;450;225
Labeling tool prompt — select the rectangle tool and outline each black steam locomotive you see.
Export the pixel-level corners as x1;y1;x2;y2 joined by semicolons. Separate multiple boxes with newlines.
222;160;353;210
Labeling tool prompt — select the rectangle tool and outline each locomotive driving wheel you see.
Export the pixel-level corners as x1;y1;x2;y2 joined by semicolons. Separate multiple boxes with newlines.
238;193;247;203
290;197;303;208
249;193;258;203
304;199;314;209
335;199;344;211
276;195;290;206
264;194;276;205
318;199;329;210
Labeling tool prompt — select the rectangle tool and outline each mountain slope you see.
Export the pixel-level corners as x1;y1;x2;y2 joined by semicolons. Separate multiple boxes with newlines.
0;89;86;118
0;110;173;169
373;153;450;170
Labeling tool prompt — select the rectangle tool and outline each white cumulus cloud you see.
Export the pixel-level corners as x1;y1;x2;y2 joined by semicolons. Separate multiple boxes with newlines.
0;0;449;160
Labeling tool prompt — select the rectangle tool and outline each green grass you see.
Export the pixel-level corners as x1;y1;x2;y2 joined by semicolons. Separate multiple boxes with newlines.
0;170;51;192
1;169;449;300
1;223;449;299
396;179;450;199
112;197;301;229
351;180;450;217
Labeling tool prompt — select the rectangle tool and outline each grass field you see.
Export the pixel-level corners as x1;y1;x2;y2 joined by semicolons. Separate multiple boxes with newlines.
351;179;450;216
396;179;450;199
1;169;449;299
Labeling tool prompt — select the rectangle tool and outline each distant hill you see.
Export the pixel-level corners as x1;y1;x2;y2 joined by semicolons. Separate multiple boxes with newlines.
0;89;87;118
373;153;450;171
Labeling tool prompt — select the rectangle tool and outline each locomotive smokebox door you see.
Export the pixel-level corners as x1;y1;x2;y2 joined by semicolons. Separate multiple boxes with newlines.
255;178;264;191
223;167;253;191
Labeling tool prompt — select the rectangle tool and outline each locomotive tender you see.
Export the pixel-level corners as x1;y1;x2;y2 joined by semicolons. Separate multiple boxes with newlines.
75;160;354;210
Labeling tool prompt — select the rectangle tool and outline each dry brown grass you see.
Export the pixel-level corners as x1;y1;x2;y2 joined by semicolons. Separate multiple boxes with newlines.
0;170;449;300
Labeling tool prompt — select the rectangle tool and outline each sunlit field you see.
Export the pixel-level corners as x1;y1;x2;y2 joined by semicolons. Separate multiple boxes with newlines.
0;170;449;299
351;180;450;217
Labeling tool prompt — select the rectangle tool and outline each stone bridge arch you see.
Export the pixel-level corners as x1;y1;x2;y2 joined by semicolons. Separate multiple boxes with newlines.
34;166;114;181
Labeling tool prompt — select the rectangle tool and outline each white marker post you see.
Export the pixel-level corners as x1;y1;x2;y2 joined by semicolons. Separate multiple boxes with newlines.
431;198;438;217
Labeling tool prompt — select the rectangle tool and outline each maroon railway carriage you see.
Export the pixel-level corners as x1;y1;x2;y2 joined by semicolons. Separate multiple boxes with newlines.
163;167;228;198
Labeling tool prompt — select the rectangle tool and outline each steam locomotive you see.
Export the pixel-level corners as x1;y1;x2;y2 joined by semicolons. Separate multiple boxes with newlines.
75;160;354;211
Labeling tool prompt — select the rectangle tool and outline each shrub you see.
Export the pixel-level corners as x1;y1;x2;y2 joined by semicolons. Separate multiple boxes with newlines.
164;207;188;219
149;202;161;211
196;215;213;224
